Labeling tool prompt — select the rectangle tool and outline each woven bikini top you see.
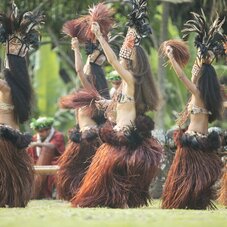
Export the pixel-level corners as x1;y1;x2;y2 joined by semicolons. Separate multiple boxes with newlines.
187;103;211;115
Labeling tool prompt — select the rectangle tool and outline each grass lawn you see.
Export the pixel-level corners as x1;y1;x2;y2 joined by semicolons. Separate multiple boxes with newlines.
0;200;226;227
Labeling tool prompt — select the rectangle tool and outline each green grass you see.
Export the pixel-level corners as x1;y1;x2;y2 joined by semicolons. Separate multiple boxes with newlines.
0;200;227;227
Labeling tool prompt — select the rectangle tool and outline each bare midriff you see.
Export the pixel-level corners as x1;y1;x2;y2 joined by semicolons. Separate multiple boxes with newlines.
77;107;97;132
0;112;19;129
187;114;209;135
0;91;19;129
115;101;136;130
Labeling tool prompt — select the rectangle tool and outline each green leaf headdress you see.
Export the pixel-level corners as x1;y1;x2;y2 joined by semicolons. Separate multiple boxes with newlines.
30;117;54;130
106;70;121;81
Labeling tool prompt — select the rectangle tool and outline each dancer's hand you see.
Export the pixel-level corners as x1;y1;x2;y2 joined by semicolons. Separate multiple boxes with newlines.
71;37;79;50
91;22;102;38
165;45;173;58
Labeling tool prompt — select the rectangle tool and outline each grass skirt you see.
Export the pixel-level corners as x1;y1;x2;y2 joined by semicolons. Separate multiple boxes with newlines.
162;130;223;209
0;125;33;207
218;162;227;206
71;115;163;208
57;127;101;200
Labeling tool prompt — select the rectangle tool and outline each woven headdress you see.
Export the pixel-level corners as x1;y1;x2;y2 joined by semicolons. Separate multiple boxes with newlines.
62;3;114;43
119;0;152;60
0;2;44;56
181;9;226;61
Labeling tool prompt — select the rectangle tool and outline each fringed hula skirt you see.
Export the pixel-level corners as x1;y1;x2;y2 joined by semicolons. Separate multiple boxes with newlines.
162;130;223;210
71;115;163;208
57;126;101;201
218;158;227;206
0;124;33;207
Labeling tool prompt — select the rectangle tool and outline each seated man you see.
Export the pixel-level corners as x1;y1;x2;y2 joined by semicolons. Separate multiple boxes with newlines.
27;117;65;199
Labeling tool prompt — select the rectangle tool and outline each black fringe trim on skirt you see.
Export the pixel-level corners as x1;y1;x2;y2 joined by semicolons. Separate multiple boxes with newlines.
57;126;101;200
162;130;223;210
0;124;32;149
71;115;163;208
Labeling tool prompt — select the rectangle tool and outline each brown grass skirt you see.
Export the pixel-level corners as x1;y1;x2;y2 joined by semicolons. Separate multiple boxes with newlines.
0;139;33;207
217;164;227;206
56;130;101;201
71;120;163;208
162;130;223;210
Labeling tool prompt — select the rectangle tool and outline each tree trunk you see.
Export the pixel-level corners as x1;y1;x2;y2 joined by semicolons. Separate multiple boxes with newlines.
151;2;170;199
155;2;169;130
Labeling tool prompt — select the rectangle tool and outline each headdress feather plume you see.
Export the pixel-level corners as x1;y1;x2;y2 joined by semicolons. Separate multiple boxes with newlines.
182;9;226;59
0;2;45;50
125;0;152;41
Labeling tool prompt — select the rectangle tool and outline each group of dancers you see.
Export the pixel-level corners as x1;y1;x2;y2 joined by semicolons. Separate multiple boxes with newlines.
0;0;226;210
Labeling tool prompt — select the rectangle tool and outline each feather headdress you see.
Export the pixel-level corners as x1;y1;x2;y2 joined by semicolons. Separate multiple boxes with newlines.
119;0;151;60
125;0;152;43
181;9;226;60
62;3;114;43
0;2;44;56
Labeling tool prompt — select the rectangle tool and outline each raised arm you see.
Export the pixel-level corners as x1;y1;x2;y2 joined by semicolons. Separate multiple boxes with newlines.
91;22;134;86
166;46;198;95
71;37;93;90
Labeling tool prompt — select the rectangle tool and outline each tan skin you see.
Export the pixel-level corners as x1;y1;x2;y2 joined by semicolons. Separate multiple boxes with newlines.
109;80;122;98
91;22;136;130
0;79;19;129
224;101;227;108
71;37;98;132
164;44;212;134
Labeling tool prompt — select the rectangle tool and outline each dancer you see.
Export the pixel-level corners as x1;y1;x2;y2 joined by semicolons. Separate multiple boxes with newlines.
27;117;65;199
161;10;225;209
71;0;163;208
218;73;227;206
0;3;44;207
56;3;113;201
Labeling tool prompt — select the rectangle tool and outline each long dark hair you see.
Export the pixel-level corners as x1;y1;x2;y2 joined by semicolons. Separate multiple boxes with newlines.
131;46;159;115
89;62;110;99
3;54;33;123
197;63;222;122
